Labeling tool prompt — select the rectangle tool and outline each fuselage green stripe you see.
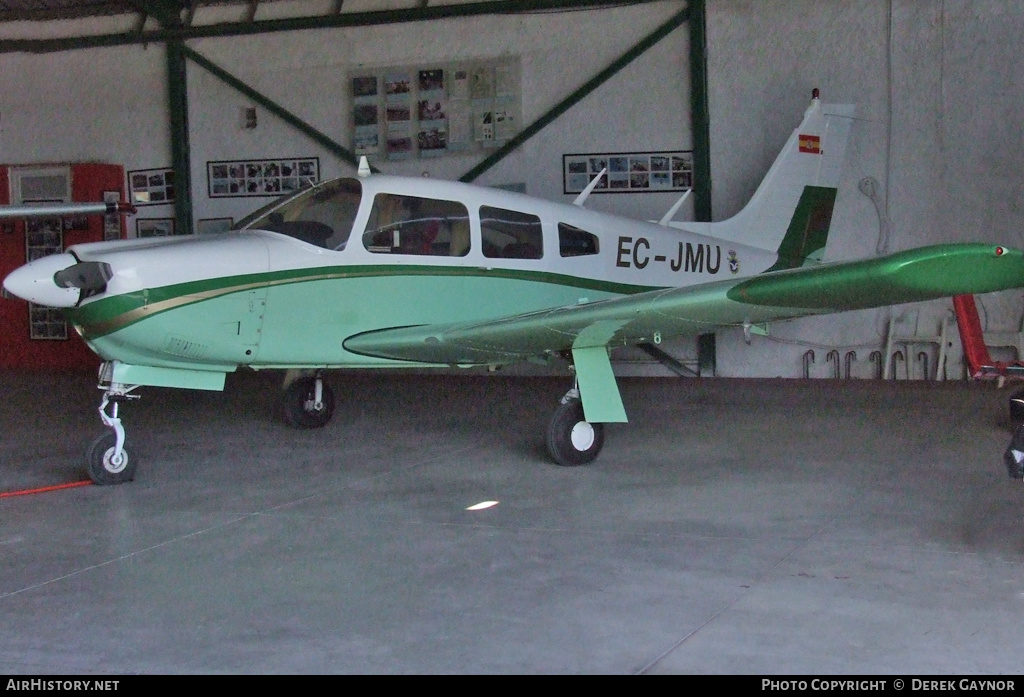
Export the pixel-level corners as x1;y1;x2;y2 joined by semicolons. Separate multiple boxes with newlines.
68;264;665;338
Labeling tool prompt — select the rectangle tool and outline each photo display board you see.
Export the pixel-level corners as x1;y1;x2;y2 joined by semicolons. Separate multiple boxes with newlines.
351;58;521;161
128;167;175;206
25;215;67;340
207;158;320;198
563;151;693;194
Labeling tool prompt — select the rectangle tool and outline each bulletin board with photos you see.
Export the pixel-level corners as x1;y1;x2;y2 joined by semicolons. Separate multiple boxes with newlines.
128;167;175;206
350;58;521;162
207;158;321;198
25;215;68;340
563;151;694;194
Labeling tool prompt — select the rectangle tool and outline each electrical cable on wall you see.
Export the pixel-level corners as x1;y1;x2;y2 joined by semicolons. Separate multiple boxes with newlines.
859;175;891;255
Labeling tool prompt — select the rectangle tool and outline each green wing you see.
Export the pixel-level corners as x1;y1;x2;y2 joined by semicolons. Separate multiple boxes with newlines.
344;244;1024;365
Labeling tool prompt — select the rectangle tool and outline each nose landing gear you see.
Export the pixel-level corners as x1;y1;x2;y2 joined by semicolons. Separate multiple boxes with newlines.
86;370;140;485
280;372;335;429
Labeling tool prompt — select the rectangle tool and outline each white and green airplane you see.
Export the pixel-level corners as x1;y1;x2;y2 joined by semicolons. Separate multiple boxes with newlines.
7;91;1024;485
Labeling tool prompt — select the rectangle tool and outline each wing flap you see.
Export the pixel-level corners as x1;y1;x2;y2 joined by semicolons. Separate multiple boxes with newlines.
342;244;1024;365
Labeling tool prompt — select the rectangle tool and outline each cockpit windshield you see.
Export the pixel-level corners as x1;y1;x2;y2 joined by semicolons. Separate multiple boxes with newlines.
234;178;362;251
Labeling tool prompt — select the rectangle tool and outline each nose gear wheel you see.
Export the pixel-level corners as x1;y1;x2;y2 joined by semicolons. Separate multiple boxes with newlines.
281;375;336;429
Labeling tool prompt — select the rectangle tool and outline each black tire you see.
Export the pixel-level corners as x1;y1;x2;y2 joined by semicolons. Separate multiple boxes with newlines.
546;398;604;467
85;431;136;485
1009;388;1024;426
1005;422;1024;480
281;377;335;429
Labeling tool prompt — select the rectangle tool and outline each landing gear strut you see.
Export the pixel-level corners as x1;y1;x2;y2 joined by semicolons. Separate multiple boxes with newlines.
280;372;335;429
86;368;140;485
546;386;604;467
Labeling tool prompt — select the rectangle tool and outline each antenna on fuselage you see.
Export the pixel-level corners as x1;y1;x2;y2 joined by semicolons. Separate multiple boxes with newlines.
357;156;372;178
658;188;692;226
573;168;607;207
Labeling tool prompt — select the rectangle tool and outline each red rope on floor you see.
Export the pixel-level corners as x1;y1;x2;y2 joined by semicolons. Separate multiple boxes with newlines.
1;480;93;498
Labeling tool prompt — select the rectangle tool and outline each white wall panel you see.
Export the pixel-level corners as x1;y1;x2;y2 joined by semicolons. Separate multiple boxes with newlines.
0;46;167;166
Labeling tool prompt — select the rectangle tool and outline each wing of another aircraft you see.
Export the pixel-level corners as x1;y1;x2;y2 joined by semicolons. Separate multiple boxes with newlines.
343;243;1024;366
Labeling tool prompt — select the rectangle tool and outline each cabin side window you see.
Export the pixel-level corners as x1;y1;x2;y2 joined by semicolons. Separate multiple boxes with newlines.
558;222;600;257
362;193;471;256
480;206;543;259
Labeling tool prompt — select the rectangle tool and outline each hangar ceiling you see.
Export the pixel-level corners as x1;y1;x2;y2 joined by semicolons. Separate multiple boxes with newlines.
0;1;314;23
0;1;664;52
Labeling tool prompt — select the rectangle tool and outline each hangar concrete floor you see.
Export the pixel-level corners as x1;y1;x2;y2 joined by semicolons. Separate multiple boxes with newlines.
1;370;1023;675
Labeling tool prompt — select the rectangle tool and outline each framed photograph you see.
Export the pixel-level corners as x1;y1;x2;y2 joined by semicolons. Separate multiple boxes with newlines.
64;215;89;231
136;218;175;238
128;167;175;206
197;217;233;235
29;304;67;340
352;75;378;99
25;215;63;262
562;150;693;194
24;213;68;340
207;157;320;198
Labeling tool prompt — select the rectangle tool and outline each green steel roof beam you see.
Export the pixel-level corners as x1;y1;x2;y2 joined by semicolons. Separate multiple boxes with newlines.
167;40;193;236
460;2;690;183
126;1;183;27
0;0;665;54
181;46;372;171
688;0;711;222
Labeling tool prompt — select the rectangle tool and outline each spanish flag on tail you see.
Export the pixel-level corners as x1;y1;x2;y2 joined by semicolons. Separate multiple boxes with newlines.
799;134;821;154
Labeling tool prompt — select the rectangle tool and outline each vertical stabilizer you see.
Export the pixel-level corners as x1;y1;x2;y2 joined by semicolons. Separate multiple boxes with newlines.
681;92;855;266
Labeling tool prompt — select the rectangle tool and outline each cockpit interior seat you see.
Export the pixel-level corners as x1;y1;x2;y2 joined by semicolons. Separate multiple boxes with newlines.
267;220;335;248
502;242;540;259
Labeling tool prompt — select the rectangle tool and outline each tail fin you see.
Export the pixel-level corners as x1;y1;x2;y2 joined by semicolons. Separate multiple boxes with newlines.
680;92;855;267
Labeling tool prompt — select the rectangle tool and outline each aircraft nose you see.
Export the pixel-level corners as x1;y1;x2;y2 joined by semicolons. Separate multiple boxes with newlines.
3;253;82;308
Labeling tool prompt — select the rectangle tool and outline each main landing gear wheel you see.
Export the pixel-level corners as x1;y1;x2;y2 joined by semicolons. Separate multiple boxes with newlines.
281;376;336;429
85;431;136;486
546;397;604;467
